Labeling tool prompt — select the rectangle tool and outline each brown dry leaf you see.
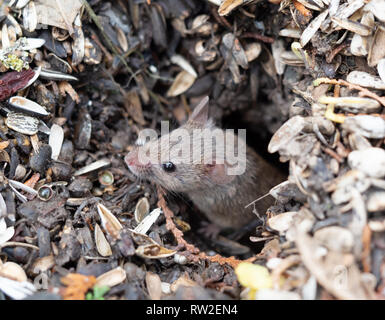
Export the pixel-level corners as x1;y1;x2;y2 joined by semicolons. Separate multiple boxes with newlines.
116;27;128;52
124;91;146;125
145;272;162;300
58;81;80;103
61;273;96;300
34;0;83;33
95;267;126;287
23;173;40;189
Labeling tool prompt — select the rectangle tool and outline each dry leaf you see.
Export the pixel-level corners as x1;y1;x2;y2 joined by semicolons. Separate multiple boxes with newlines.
61;273;96;300
34;0;83;32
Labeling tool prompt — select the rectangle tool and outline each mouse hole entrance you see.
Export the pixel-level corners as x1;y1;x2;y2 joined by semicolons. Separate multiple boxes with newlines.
221;109;289;174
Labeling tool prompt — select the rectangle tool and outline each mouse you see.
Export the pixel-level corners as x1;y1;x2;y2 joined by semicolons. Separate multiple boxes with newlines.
124;96;285;236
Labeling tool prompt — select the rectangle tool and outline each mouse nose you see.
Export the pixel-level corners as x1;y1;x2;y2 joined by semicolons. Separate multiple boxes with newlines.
124;149;138;166
125;149;151;169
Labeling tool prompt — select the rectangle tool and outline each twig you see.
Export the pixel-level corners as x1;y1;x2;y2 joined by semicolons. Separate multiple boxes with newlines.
0;241;39;250
157;187;199;253
157;186;255;268
322;146;344;163
241;32;275;44
326;43;349;64
211;7;232;30
314;77;385;107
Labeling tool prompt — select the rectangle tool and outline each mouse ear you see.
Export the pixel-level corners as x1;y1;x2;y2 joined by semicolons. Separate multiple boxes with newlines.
188;96;209;124
206;161;236;185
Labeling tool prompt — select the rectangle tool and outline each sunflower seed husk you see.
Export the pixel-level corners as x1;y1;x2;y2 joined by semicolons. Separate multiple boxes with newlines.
0;276;36;300
300;10;328;47
5;112;39;135
314;227;354;253
331;17;372;36
0;262;27;282
49;124;64;161
8;179;38;196
8;96;49;117
74;159;111;176
346;71;385;90
134;197;150;224
368;26;385;67
170;54;198;78
166;70;196;97
95;267;126;287
39;69;78;81
367;192;385;212
348;147;385;178
22;0;37;32
280;51;305;66
365;0;385;22
334;0;364;20
342;115;385;139
279;28;301;38
134;208;162;235
350;11;374;56
96;203;123;239
244;42;262;62
268;116;306;153
267;211;299;234
135;243;176;259
94;223;112;257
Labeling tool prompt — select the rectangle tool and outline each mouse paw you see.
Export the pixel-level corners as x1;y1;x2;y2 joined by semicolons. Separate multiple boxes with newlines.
198;221;222;239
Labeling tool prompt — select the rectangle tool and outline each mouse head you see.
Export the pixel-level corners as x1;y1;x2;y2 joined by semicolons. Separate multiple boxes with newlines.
124;96;236;192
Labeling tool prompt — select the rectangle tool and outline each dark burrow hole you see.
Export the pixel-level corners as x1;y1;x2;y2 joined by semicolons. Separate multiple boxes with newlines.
221;109;289;255
221;110;288;174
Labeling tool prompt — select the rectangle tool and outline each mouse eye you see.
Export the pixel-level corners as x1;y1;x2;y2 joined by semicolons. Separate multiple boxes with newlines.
162;162;176;172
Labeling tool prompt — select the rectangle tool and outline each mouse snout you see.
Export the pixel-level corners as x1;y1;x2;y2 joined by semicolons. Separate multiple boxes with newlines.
124;150;137;167
125;149;151;176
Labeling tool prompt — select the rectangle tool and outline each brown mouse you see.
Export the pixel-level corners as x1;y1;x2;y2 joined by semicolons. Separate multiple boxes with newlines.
124;97;285;233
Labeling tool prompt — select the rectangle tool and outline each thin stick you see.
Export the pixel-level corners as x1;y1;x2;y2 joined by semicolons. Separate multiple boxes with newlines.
0;241;39;250
314;77;385;107
157;186;255;268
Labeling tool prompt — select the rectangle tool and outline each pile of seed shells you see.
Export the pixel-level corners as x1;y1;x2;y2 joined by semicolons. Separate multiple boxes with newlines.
0;0;384;300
